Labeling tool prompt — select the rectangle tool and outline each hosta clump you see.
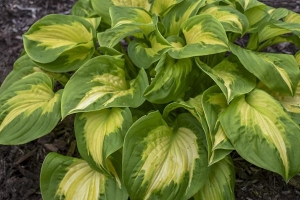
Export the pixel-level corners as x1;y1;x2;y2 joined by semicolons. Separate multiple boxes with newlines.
1;0;300;199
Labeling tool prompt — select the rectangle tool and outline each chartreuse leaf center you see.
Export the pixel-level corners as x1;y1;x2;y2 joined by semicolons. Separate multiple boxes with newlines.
123;111;208;200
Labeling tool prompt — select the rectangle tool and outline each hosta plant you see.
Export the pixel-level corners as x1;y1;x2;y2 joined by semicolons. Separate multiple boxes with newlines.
1;0;300;199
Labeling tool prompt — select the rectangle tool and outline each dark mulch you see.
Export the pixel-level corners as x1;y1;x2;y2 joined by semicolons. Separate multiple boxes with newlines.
0;0;300;200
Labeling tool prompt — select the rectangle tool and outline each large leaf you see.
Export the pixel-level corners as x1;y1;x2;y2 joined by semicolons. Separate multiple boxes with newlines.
168;14;228;59
127;30;171;69
202;86;233;166
61;56;148;117
0;73;62;144
123;111;209;200
23;14;95;72
230;43;300;95
144;55;197;104
201;5;249;34
162;0;205;36
193;156;235;200
196;56;256;103
40;153;128;200
220;89;300;181
110;6;156;36
74;108;132;174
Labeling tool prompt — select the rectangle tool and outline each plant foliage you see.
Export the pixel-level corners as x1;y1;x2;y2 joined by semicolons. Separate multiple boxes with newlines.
1;0;300;199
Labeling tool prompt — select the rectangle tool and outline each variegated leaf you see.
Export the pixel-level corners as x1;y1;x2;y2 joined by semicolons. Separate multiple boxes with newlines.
71;0;96;17
220;89;300;181
151;0;183;16
202;86;233;166
285;11;300;23
23;14;95;72
144;55;198;103
244;6;270;32
193;156;235;200
0;55;43;94
263;82;300;114
201;5;249;34
196;56;256;103
163;95;209;136
123;111;209;200
110;6;156;36
97;24;141;48
0;73;62;144
268;7;289;20
61;56;148;117
258;21;300;43
40;153;128;200
162;0;205;36
230;43;300;95
296;51;300;66
74;108;132;174
127;30;171;69
236;0;265;11
168;14;228;59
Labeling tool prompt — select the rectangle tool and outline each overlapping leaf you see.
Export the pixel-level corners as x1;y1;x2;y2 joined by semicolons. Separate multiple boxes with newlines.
123;111;209;200
201;5;249;34
193;156;235;200
41;153;128;200
258;21;300;43
61;55;148;117
127;30;171;69
23;14;95;72
144;55;196;103
168;14;228;59
151;0;183;16
196;56;256;103
244;6;270;32
110;6;156;36
71;0;96;17
230;43;300;95
0;73;62;144
97;24;141;48
236;0;265;11
202;86;233;165
162;0;205;36
75;108;132;174
220;89;300;181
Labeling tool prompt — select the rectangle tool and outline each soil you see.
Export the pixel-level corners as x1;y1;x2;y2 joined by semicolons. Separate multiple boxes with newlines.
0;0;300;200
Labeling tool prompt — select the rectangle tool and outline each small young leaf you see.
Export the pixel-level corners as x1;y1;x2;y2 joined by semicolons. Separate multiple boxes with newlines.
144;55;197;103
